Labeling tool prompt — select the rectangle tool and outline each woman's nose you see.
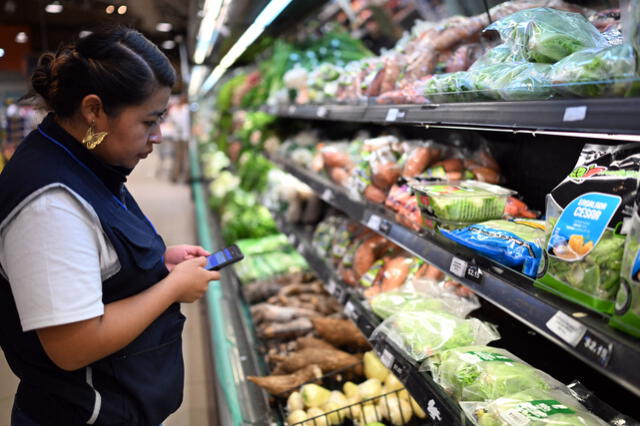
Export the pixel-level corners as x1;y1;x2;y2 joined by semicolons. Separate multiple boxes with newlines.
149;128;162;144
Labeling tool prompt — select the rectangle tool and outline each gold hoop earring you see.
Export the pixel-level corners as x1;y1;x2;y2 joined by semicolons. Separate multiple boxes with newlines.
82;121;108;150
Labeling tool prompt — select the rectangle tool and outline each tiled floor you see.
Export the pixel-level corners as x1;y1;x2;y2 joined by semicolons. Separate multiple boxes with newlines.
0;149;216;425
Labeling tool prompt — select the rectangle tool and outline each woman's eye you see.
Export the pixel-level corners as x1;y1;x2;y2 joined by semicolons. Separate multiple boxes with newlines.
144;121;158;127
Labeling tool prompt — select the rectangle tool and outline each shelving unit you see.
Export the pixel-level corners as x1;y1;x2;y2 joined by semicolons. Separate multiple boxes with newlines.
268;154;640;403
260;98;640;141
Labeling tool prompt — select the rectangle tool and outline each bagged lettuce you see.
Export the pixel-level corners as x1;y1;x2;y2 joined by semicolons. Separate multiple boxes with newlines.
610;201;640;337
462;387;608;426
426;346;559;402
536;144;640;314
493;62;554;101
441;219;546;278
549;44;637;98
370;289;479;319
371;310;499;361
486;8;607;64
470;44;524;70
423;71;477;102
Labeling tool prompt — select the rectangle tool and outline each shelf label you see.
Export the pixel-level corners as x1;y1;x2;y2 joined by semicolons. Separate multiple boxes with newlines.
577;331;613;367
317;106;328;118
466;264;483;283
344;301;358;321
321;189;333;202
385;108;405;122
563;106;587;122
327;279;337;295
288;105;296;114
450;257;468;278
380;220;392;235
546;311;587;347
367;214;382;231
380;348;395;369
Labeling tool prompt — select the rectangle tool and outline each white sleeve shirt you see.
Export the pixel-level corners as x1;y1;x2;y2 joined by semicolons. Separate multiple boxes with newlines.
0;185;120;332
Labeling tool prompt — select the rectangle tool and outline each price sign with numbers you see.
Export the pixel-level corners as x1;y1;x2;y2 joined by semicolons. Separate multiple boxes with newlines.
379;348;395;369
577;331;613;367
317;106;328;118
344;301;358;321
450;257;468;278
367;214;382;231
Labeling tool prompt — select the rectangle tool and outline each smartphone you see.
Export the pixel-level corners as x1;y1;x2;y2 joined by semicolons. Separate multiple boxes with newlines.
204;244;244;271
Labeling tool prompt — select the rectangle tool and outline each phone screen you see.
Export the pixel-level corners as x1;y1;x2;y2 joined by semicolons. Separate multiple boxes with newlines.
205;249;230;270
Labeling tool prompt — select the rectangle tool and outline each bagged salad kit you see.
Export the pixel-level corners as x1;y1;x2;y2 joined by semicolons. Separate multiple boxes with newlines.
536;144;640;314
610;192;640;337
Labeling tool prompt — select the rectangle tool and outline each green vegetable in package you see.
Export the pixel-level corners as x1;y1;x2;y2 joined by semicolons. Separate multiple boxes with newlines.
610;210;640;337
549;44;637;97
427;346;556;402
412;181;513;223
371;310;500;361
423;71;477;102
537;144;640;314
470;44;525;70
370;290;479;319
492;63;553;101
463;388;608;426
486;8;607;63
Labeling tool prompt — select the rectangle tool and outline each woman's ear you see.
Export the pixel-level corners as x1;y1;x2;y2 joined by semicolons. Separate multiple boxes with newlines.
79;94;104;125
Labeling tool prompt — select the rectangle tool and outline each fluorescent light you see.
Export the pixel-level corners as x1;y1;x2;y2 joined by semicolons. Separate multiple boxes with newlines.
156;22;173;32
45;1;63;13
79;30;92;38
193;0;224;64
117;5;127;14
198;0;293;95
188;65;210;98
105;4;114;14
0;48;5;58
15;32;28;43
161;40;176;50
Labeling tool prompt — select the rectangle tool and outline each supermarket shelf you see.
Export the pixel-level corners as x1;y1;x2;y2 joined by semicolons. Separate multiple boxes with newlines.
272;217;472;426
260;98;640;140
270;154;640;400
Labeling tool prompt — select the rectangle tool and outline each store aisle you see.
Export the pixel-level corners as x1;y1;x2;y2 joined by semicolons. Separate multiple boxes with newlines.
127;151;216;426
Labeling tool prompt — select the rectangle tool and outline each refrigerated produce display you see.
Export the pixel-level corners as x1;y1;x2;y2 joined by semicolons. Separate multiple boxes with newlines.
189;1;640;425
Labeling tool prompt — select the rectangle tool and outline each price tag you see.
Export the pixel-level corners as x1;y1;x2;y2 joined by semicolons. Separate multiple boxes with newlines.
317;106;328;118
367;214;382;231
380;220;392;235
546;311;587;347
563;106;587;122
380;348;395;369
449;257;468;278
577;331;613;367
327;279;337;296
466;264;483;283
334;285;344;303
385;108;406;122
321;189;333;202
344;301;358;321
288;105;296;114
390;358;408;380
287;234;297;246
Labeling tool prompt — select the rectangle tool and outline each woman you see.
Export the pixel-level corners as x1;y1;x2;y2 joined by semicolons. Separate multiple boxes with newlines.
0;27;220;425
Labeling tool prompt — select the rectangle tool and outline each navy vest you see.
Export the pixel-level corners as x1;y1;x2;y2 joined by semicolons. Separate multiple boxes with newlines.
0;114;185;426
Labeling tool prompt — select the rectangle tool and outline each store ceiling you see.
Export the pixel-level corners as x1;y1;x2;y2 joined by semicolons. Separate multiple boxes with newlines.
0;0;189;58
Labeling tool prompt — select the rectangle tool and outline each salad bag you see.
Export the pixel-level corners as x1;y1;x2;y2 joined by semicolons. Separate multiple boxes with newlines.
536;144;640;314
442;219;546;277
425;345;560;402
462;387;608;426
610;199;640;337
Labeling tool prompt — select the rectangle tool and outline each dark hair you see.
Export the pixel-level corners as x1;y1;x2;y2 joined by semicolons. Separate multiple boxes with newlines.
31;26;176;118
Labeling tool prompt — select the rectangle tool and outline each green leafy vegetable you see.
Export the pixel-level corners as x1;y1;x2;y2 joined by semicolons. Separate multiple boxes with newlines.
486;8;607;63
428;346;554;401
549;44;637;97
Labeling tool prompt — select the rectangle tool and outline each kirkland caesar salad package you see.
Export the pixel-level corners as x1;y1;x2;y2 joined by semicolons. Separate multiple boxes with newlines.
536;144;640;314
610;193;640;337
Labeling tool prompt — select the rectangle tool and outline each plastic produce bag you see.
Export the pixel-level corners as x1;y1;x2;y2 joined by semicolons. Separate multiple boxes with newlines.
469;44;525;70
537;144;640;314
462;387;608;426
371;310;500;361
370;289;479;319
486;8;607;63
441;219;546;277
426;346;560;402
610;204;640;337
423;71;477;103
493;62;554;101
549;44;637;98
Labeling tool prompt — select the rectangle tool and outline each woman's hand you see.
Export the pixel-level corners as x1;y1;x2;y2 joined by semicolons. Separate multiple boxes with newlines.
164;244;209;271
167;257;220;303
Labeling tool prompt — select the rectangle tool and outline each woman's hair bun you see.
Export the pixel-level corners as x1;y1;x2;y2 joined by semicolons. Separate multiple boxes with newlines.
31;52;57;105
